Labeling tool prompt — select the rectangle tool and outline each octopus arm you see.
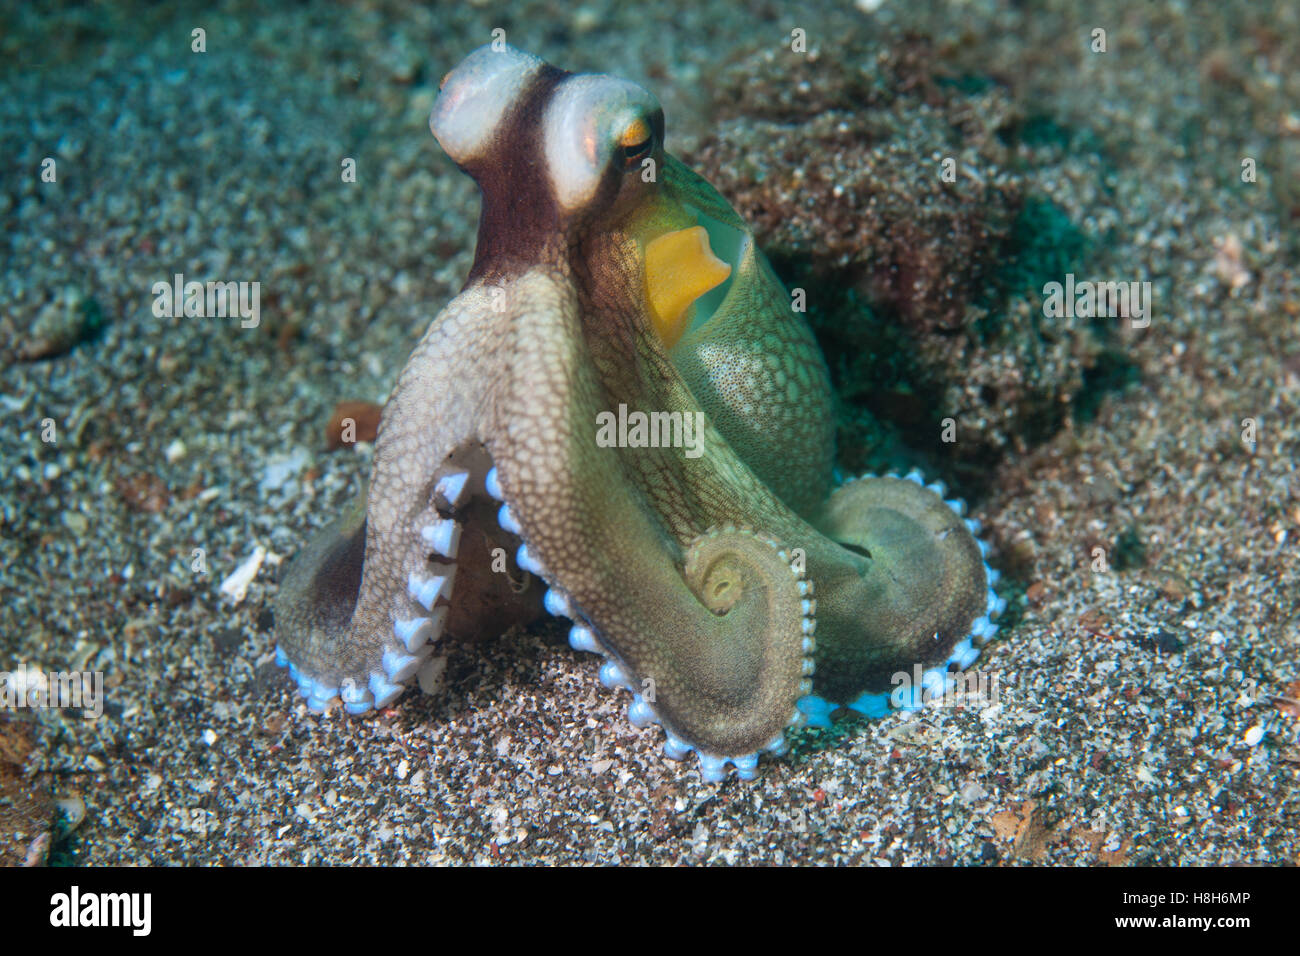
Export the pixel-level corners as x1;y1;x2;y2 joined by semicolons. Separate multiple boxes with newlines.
274;284;508;714
487;268;813;760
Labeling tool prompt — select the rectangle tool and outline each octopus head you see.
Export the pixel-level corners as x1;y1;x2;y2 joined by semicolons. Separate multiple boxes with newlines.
432;46;661;222
431;45;744;354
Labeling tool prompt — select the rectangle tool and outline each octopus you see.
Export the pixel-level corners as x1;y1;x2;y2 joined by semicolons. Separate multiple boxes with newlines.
273;44;1005;782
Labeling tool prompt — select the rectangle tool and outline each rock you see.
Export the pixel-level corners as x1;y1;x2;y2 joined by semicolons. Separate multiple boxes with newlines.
689;35;1115;486
8;286;106;363
258;448;310;494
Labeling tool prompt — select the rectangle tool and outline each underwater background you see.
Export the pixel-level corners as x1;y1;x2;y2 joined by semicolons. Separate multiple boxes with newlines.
1;0;1297;864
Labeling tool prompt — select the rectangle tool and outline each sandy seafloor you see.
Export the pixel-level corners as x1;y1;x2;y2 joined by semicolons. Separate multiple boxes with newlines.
1;0;1297;865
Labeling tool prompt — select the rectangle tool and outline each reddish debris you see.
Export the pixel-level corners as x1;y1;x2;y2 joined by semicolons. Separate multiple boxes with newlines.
114;471;170;513
326;400;382;450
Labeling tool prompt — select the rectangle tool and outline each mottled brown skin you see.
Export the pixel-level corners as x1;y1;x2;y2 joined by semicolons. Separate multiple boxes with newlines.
274;46;990;767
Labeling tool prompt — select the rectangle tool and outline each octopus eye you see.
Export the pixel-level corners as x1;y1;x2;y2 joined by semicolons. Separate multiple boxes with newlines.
619;118;653;168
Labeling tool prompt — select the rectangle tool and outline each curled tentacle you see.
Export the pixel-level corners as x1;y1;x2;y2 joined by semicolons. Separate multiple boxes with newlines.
534;527;813;780
663;527;814;754
806;472;996;707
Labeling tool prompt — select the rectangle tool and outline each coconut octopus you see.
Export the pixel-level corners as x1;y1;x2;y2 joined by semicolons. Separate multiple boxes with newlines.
273;44;1005;782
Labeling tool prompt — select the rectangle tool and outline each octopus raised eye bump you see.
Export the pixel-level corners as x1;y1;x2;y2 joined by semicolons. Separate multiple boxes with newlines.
271;44;1003;782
